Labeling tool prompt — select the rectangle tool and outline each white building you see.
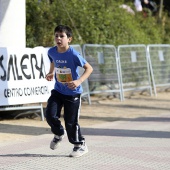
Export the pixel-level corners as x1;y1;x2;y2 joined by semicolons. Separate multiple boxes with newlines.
0;0;26;47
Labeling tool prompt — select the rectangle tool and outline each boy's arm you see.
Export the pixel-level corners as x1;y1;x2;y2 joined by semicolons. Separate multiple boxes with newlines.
45;62;55;81
67;62;93;90
79;62;93;83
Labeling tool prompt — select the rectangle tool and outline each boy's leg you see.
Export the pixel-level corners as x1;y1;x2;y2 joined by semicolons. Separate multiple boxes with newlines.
45;90;65;149
64;94;83;144
64;94;88;157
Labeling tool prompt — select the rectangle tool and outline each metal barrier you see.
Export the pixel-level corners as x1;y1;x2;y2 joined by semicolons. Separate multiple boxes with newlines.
0;103;44;121
82;44;122;100
147;44;170;96
117;44;152;100
1;44;169;116
70;44;91;104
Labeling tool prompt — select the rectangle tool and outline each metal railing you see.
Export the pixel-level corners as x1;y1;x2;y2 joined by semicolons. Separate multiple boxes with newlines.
82;44;122;101
117;44;152;100
147;44;170;96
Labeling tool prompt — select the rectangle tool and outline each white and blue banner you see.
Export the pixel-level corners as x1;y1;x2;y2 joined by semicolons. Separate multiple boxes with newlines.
0;46;54;106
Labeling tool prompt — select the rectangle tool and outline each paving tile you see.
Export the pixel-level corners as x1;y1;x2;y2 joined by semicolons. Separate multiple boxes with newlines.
0;113;170;170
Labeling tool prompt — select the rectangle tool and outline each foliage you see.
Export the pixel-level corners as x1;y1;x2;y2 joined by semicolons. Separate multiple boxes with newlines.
162;13;170;43
26;0;57;47
26;0;170;47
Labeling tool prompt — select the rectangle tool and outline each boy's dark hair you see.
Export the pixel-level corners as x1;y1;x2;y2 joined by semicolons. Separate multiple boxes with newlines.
54;25;72;38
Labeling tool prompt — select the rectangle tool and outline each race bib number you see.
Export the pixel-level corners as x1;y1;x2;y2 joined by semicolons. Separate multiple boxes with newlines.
55;67;73;83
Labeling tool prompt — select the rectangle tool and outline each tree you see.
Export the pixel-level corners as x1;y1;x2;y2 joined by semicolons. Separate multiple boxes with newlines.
26;0;58;47
26;0;167;47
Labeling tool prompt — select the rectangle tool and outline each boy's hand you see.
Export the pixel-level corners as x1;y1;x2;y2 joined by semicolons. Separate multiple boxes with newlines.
67;79;82;90
45;73;54;81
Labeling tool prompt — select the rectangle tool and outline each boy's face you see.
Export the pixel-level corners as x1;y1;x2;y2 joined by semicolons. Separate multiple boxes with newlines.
54;32;72;49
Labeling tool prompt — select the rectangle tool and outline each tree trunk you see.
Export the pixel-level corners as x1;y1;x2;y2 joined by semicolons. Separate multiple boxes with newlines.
159;0;164;20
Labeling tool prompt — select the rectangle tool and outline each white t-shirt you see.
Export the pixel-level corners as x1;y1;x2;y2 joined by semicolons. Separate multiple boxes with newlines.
134;0;143;11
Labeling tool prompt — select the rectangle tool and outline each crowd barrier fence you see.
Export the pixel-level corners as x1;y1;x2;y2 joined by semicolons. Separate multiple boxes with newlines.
117;44;152;100
1;44;170;120
147;44;170;96
82;44;122;101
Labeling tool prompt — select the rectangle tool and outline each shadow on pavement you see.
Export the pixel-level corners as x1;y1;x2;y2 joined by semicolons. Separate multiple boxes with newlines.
0;154;67;157
1;122;170;138
81;128;170;138
80;115;170;122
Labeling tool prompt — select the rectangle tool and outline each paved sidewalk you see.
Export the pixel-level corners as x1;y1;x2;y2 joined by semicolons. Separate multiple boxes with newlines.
0;113;170;170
